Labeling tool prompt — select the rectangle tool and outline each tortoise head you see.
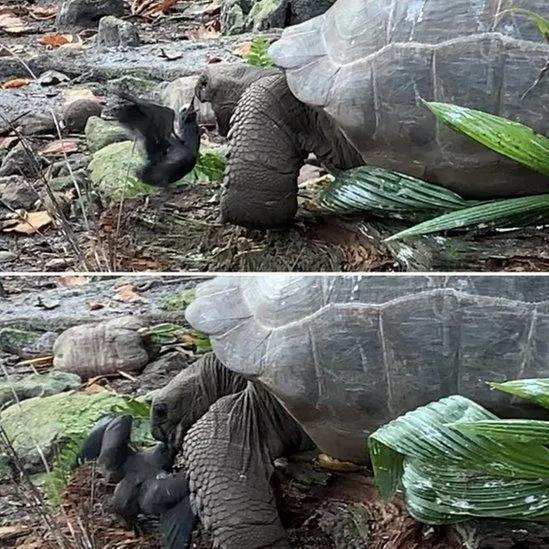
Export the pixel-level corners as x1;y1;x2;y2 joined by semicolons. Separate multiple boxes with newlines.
151;360;209;450
151;353;246;451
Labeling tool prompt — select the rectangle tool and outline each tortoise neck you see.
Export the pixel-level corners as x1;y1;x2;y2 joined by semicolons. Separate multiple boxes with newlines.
233;382;312;461
201;353;247;404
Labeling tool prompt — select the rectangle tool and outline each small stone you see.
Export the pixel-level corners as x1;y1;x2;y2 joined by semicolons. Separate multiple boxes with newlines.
64;99;103;133
49;172;86;191
0;251;15;263
0;175;39;209
17;114;56;136
38;70;70;86
38;190;72;218
96;16;140;47
85;115;130;153
45;258;73;271
35;296;61;310
0;144;41;178
58;153;91;175
56;0;124;31
142;351;189;375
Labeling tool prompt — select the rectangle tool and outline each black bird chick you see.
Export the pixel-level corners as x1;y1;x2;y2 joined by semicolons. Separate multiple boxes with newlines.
77;414;197;549
115;94;201;187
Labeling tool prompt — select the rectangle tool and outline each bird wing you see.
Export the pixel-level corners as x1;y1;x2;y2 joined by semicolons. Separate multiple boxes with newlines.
98;414;134;472
76;413;119;465
138;471;196;549
116;96;175;158
159;497;197;549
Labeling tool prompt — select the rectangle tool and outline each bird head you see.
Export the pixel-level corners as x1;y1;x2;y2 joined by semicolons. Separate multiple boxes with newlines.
175;98;197;136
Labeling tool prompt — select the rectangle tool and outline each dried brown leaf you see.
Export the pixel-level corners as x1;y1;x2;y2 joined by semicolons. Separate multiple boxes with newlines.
40;139;79;156
16;356;54;368
2;78;33;89
39;33;73;47
63;88;102;106
83;383;107;393
236;41;252;58
3;210;53;235
190;21;221;41
114;284;147;303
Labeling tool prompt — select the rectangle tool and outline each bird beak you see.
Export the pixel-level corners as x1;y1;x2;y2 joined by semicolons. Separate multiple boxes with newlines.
187;96;196;114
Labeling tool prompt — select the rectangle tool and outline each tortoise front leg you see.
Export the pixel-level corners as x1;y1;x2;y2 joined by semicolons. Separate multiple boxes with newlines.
221;74;308;228
183;391;290;549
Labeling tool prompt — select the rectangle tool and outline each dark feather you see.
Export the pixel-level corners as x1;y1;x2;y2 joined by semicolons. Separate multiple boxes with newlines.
76;414;196;549
159;497;197;549
115;94;200;188
76;413;118;466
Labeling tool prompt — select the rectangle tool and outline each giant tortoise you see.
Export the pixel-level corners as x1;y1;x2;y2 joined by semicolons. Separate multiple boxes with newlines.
151;275;549;548
195;0;549;228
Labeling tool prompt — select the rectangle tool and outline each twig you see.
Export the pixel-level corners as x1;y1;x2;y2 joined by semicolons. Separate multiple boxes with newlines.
0;42;103;271
521;59;549;99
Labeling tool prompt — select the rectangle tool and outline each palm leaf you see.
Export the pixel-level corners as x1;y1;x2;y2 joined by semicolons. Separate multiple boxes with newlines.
317;166;474;221
369;395;549;524
423;101;549;177
386;194;549;241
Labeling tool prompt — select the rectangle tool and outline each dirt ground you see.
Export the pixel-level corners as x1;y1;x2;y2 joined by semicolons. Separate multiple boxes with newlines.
3;462;459;549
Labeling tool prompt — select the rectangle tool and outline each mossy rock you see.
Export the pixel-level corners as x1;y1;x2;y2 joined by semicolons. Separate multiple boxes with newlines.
85;116;130;153
0;371;81;409
162;289;197;311
0;390;153;479
88;140;157;201
0;327;42;353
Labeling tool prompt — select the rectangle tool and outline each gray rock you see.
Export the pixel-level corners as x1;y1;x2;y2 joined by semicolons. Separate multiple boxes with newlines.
85;115;129;153
0;144;41;178
38;189;72;218
60;153;91;174
44;257;73;271
37;70;70;86
0;371;82;409
288;0;336;24
49;172;87;192
106;75;162;102
56;0;124;31
0;391;151;478
221;0;336;34
53;316;150;379
17;114;56;136
64;99;103;133
221;0;247;34
142;351;189;376
87;140;155;201
0;175;39;209
96;16;140;48
163;75;216;128
0;251;15;263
